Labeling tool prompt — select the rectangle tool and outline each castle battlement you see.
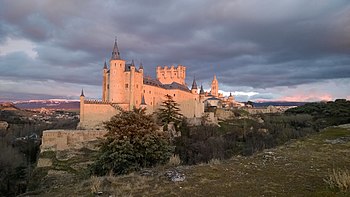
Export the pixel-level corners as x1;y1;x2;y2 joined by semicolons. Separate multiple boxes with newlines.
156;64;186;85
84;100;111;104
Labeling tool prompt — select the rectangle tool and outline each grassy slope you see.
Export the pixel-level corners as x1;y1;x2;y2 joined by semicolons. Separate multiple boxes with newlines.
28;126;350;196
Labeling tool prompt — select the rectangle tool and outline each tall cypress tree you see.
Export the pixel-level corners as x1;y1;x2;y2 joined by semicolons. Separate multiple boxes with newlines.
156;94;183;129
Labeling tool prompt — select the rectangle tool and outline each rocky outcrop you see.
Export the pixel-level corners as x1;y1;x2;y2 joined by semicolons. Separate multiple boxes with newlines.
0;121;8;130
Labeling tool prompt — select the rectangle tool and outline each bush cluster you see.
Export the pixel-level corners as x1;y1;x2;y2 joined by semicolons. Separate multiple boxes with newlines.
286;99;350;128
90;108;173;176
175;114;315;164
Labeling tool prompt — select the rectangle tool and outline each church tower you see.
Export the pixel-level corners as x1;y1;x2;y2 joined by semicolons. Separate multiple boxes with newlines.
211;75;218;97
109;38;126;103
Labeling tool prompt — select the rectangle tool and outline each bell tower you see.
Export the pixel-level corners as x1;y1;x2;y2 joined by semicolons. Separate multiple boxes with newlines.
211;75;218;97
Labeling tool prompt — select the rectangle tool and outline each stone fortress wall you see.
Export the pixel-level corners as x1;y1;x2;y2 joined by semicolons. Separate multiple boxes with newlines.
41;129;108;152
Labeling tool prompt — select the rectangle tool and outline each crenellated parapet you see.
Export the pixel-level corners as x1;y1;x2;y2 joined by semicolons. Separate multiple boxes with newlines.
156;65;186;85
84;100;111;104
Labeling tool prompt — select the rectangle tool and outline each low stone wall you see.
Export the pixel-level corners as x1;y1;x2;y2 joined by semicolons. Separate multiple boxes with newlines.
41;129;108;152
216;109;234;120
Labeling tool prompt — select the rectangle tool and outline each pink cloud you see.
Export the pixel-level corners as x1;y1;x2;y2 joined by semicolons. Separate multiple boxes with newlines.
278;93;333;102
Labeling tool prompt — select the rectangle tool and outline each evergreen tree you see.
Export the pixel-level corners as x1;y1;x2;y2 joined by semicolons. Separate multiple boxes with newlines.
156;94;183;130
90;107;173;176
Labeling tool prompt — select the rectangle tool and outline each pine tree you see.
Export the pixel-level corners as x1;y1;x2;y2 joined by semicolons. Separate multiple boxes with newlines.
90;107;173;176
156;94;183;129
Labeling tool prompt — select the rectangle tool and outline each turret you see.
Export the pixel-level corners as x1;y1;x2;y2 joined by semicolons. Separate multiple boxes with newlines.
139;62;144;73
199;84;205;95
228;92;234;101
80;89;85;123
199;84;205;101
109;38;126;103
102;60;108;101
111;37;121;60
191;77;198;94
140;94;147;109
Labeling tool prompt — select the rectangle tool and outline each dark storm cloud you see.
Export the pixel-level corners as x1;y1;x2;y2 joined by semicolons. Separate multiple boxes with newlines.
0;0;349;100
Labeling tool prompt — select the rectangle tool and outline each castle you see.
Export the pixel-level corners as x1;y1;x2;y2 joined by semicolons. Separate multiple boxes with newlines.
78;39;238;129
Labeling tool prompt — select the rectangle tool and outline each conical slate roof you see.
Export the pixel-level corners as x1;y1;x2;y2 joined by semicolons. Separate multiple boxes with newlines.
103;60;108;69
111;38;121;60
200;84;205;94
141;94;146;105
191;78;198;90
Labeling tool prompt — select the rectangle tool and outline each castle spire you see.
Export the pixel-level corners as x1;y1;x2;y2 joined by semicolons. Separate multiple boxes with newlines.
103;59;107;69
191;77;197;90
111;37;121;60
200;84;205;94
141;94;146;105
80;89;85;97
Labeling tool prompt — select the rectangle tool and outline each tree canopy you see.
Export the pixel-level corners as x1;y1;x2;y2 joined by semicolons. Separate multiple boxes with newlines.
156;94;183;129
90;107;173;176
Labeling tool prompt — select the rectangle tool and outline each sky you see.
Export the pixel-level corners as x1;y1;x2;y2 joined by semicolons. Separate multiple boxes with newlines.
0;0;349;102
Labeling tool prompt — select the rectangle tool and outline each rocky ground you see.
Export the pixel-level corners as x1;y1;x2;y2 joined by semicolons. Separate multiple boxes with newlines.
24;125;350;196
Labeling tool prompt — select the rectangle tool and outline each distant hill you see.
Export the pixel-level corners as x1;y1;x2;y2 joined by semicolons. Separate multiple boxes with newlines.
0;102;20;111
250;101;308;107
13;99;80;110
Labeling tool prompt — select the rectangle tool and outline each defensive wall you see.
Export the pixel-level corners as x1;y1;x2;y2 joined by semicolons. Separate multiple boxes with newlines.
41;129;108;151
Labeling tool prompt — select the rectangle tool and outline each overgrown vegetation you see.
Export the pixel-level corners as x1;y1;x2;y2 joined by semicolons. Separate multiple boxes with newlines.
0;109;78;196
286;99;350;128
175;113;315;164
324;168;350;192
90;107;173;176
29;126;350;196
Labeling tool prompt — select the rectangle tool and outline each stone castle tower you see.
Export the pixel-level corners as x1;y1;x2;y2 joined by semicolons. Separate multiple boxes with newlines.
211;75;218;97
156;65;186;85
102;39;144;110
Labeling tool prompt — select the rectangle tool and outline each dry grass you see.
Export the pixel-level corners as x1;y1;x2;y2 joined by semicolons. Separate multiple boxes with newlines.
168;154;181;166
208;158;221;165
90;176;102;194
324;168;350;191
31;126;350;196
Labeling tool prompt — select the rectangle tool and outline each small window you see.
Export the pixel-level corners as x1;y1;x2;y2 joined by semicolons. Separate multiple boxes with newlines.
151;102;153;105
125;84;129;88
136;100;138;104
149;91;151;94
174;94;175;97
143;90;145;93
136;85;138;89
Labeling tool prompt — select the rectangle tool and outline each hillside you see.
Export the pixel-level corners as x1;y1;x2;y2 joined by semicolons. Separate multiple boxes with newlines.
26;125;350;196
13;99;80;111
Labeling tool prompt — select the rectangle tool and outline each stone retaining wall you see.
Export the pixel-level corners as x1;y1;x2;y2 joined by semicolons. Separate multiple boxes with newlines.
41;129;108;151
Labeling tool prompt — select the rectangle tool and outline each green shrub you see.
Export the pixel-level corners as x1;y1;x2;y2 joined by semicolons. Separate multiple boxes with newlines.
90;107;173;176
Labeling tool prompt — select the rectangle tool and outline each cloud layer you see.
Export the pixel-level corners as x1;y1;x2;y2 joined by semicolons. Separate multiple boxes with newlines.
0;0;349;101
